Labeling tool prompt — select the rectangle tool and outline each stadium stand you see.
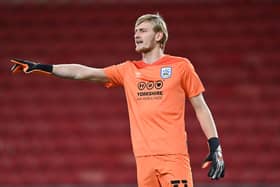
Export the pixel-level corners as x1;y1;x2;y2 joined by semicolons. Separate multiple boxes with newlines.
0;1;279;186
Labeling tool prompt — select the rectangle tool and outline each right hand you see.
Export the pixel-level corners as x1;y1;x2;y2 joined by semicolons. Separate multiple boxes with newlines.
11;58;38;73
10;58;53;75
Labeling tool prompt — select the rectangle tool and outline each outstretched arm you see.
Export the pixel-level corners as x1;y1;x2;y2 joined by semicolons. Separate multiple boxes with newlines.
189;93;225;180
10;58;109;83
53;64;108;82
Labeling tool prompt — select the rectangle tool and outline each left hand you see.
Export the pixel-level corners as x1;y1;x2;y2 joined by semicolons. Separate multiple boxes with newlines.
202;137;225;180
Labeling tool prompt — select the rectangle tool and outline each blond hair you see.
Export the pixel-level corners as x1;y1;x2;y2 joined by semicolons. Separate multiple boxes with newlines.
135;13;168;49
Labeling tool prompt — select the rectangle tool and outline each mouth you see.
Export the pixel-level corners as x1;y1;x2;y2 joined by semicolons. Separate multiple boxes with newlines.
135;40;143;45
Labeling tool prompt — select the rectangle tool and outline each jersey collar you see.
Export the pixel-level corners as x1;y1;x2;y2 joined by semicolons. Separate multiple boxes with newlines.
133;55;171;69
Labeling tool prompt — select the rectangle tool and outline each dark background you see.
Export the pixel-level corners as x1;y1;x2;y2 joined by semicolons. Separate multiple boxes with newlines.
0;0;279;186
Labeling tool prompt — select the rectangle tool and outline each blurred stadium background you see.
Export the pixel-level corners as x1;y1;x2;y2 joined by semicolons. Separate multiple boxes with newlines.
0;0;279;187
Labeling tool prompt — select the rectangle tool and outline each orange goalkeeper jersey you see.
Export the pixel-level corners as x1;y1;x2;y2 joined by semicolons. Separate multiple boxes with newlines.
104;55;205;156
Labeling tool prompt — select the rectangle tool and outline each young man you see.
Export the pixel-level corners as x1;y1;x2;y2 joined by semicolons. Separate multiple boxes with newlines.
11;14;225;187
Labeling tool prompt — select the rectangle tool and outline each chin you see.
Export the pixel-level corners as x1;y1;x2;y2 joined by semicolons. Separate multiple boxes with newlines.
135;47;151;53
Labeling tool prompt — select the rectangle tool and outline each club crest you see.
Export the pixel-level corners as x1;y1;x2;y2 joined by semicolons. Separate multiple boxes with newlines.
160;67;172;79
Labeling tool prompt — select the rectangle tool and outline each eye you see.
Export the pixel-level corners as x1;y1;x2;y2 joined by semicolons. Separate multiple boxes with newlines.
134;28;147;35
140;29;147;32
138;28;147;33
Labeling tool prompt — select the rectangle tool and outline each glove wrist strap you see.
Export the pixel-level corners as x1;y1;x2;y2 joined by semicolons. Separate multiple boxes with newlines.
35;64;53;73
208;137;220;153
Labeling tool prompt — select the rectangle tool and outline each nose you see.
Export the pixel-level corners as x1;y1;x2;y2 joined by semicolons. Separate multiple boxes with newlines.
134;30;140;39
134;32;139;39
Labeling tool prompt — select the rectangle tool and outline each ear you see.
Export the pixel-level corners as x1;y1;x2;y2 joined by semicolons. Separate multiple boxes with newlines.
155;32;164;42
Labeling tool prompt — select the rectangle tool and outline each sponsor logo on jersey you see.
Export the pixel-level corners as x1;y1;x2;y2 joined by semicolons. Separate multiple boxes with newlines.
136;80;164;100
137;80;163;90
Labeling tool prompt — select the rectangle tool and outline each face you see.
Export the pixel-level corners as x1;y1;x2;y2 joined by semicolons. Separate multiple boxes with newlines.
134;21;162;53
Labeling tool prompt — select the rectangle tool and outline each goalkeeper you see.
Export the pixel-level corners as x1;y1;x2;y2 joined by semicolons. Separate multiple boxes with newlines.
11;13;225;187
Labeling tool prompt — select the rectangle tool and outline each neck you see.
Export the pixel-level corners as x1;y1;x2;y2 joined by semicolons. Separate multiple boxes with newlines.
142;48;164;64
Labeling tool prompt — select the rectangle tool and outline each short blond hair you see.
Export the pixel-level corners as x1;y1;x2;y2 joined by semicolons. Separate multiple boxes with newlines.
135;13;168;49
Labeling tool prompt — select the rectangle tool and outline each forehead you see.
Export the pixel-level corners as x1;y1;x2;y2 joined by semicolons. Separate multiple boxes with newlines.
135;21;154;30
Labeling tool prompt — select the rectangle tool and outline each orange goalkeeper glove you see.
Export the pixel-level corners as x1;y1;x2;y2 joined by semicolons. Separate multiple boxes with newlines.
202;137;225;180
10;58;53;75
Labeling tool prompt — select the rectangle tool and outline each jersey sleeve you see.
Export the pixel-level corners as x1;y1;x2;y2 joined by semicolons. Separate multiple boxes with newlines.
181;60;205;98
103;61;129;88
